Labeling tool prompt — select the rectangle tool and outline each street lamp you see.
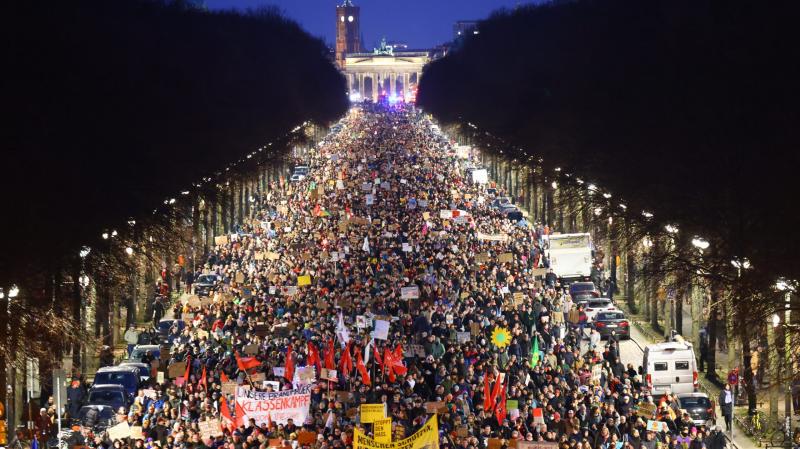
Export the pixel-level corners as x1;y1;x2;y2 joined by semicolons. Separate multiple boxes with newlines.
691;237;710;251
125;247;134;256
774;279;794;444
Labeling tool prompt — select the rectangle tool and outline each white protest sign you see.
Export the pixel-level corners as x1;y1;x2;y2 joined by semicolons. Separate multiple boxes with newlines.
372;320;390;340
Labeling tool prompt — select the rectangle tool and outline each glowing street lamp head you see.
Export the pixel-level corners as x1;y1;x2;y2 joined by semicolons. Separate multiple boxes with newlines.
80;246;92;258
125;247;134;256
691;238;709;250
9;285;20;298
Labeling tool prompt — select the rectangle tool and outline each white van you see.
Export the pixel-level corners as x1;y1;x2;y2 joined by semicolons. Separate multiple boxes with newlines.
643;338;698;396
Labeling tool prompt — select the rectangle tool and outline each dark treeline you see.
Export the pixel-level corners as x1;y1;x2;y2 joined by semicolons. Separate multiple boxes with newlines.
418;0;800;287
1;0;347;284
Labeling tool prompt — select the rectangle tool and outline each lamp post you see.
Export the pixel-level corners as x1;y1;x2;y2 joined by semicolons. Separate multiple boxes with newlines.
1;286;19;433
775;280;794;444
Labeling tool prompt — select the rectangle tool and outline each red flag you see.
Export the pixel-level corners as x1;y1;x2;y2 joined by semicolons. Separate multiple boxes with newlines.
285;344;295;382
183;355;192;383
339;342;353;376
483;372;495;412
221;371;230;383
495;382;507;425
220;396;234;431
307;342;322;372
392;345;407;375
235;397;247;429
324;339;336;370
266;412;273;430
490;372;505;409
355;347;371;385
373;343;383;369
235;352;260;372
383;348;396;382
199;365;207;391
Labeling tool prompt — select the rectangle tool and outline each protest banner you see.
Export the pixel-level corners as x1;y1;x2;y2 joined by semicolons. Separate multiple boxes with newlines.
400;286;419;299
235;385;312;426
354;415;438;449
374;418;392;443
360;404;387;423
477;232;509;242
108;421;131;441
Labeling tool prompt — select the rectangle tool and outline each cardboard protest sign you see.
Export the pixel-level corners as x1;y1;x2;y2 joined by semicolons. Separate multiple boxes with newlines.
281;286;298;296
456;332;471;343
243;344;259;356
356;315;370;328
199;419;223;439
477;232;509;242
235;272;245;284
360;404;386;423
591;364;602;382
273;367;285;378
129;426;144;440
646;420;670;432
513;292;525;305
335;390;354;403
295;366;316;385
498;253;513;263
475;252;491;263
251;372;266;383
374;418;392;443
108;421;131;441
222;381;238;395
470;322;482;336
400;286;419;299
297;431;317;445
297;275;311;286
636;402;657;418
266;252;281;261
320;368;338;382
424;401;447;414
168;361;186;379
214;235;229;246
531;268;548;277
372;320;390;340
517;442;558;449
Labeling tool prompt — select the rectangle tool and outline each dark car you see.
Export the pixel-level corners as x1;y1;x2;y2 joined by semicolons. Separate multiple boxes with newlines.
569;282;599;299
92;366;140;399
157;318;185;343
86;384;128;411
593;310;630;339
194;274;221;297
118;361;151;382
76;405;116;430
676;392;715;428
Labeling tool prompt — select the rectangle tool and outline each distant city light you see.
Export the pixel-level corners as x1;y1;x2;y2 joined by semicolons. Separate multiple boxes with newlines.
691;237;709;250
642;211;654;219
664;224;679;234
125;247;134;256
80;246;92;258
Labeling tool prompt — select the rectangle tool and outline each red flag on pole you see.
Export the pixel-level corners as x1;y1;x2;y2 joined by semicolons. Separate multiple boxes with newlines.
324;338;335;370
221;371;230;383
483;372;495;412
235;397;247;429
182;355;191;384
200;365;207;391
495;382;507;425
307;342;322;372
339;342;353;376
355;347;371;385
220;396;234;432
285;344;295;382
235;352;260;372
490;372;505;409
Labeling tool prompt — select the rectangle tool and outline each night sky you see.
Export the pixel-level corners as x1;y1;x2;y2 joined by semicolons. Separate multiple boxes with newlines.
206;0;532;49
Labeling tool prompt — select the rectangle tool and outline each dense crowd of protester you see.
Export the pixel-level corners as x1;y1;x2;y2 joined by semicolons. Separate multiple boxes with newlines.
51;105;736;449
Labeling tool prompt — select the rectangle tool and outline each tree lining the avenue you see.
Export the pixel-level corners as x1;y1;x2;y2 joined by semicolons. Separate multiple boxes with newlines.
419;0;800;410
0;0;346;401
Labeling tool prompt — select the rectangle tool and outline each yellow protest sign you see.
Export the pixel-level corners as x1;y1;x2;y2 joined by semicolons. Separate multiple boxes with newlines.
359;404;386;423
355;415;438;449
297;275;312;287
374;418;392;443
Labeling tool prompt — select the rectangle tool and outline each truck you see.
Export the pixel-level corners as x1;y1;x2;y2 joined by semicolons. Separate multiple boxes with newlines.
546;233;592;282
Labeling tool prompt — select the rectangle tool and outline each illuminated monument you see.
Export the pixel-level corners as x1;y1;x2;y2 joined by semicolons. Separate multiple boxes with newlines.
335;0;362;69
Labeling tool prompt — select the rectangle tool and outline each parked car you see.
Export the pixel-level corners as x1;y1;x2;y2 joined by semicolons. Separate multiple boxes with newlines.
194;273;221;297
92;366;139;400
490;197;512;209
643;338;699;396
128;344;160;363
584;298;618;322
87;384;129;411
157;318;185;344
569;282;600;299
676;392;715;428
593;311;630;339
118;361;151;382
76;405;116;430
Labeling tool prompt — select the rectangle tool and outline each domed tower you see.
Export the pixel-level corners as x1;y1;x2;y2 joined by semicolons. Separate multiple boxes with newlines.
335;0;361;69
